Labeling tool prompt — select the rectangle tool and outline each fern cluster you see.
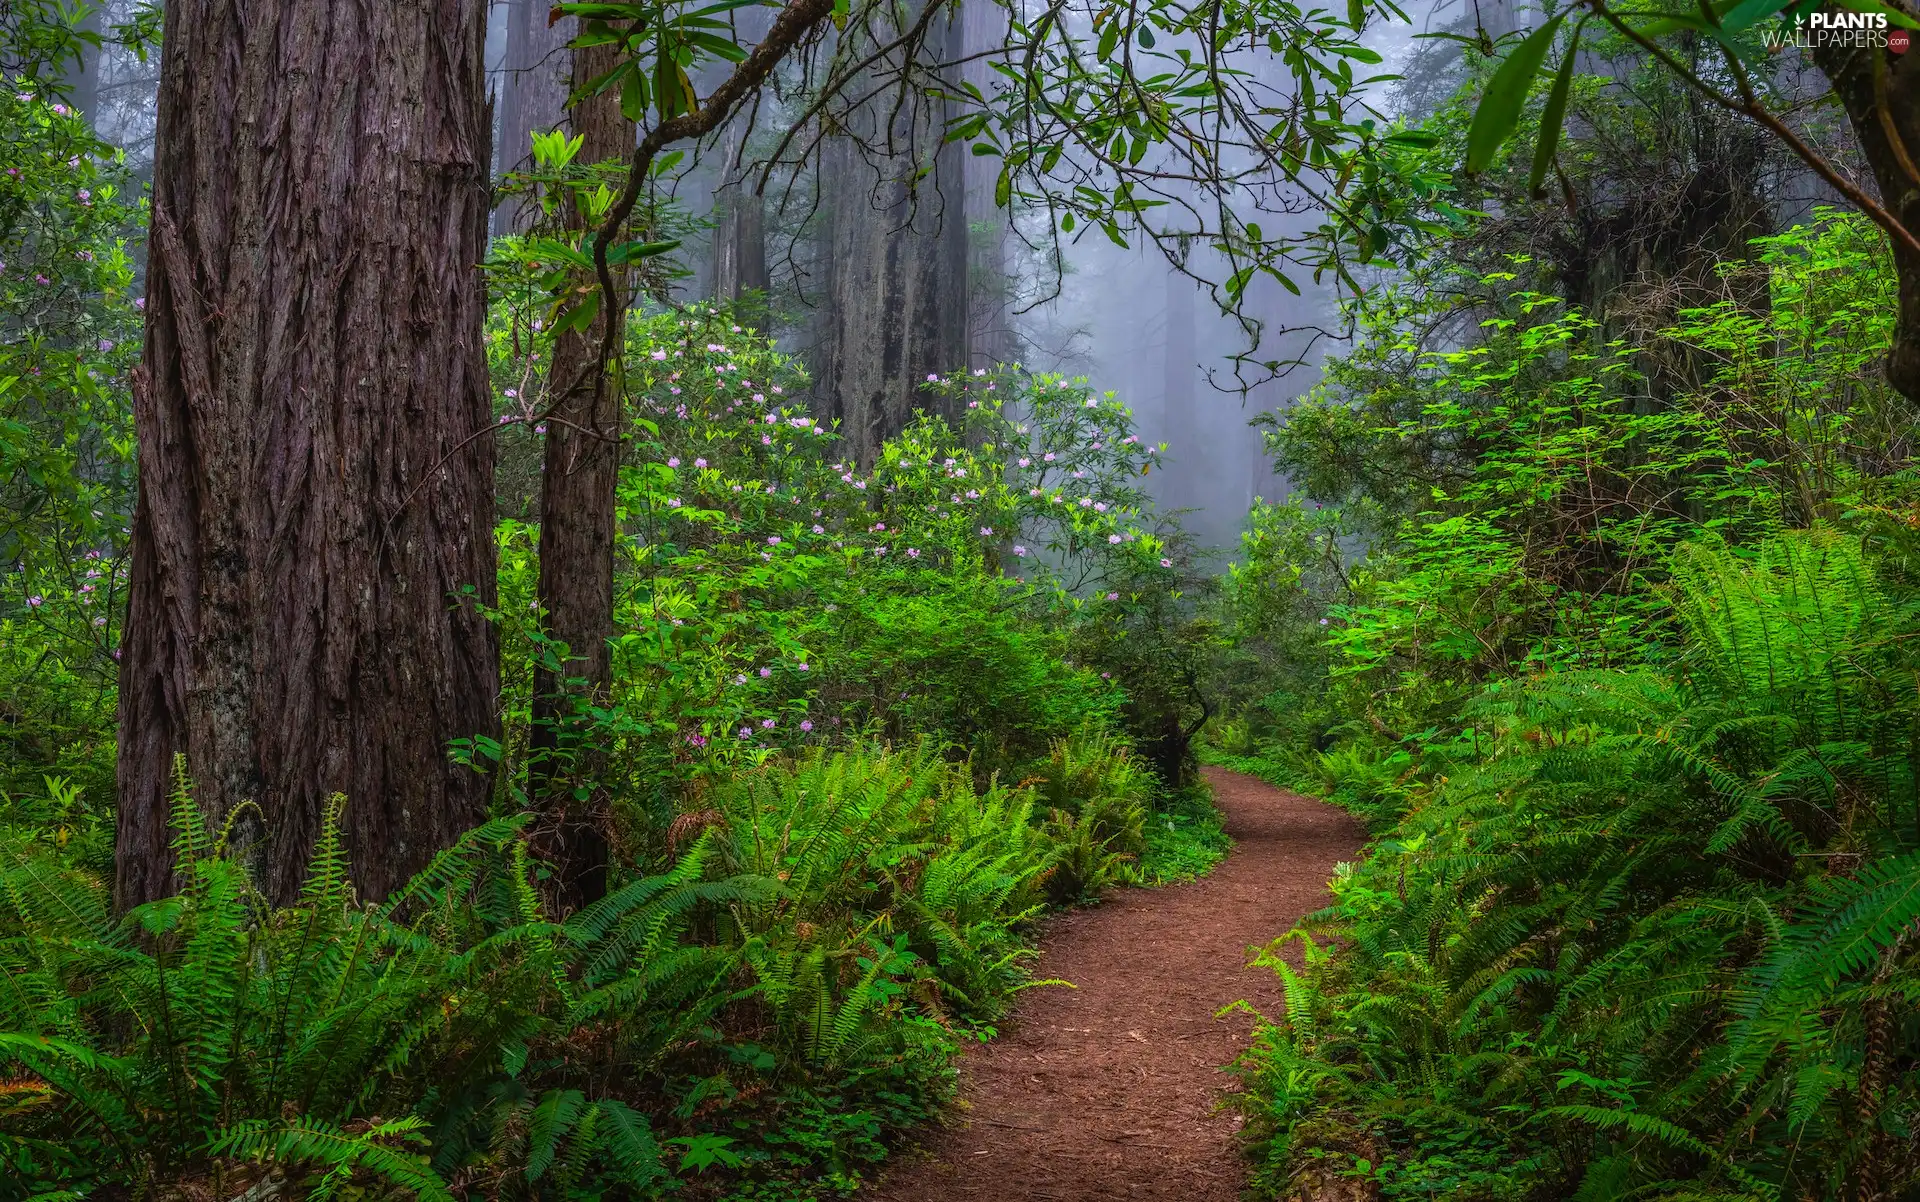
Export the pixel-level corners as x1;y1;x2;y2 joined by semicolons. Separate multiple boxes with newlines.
1;735;1156;1198
1238;530;1920;1200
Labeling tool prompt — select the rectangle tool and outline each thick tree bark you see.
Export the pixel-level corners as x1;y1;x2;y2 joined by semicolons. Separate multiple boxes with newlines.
495;0;572;234
1812;39;1920;401
117;0;500;908
812;15;970;466
528;38;636;914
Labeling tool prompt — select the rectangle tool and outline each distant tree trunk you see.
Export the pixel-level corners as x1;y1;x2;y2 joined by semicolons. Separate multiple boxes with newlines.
707;6;773;319
495;0;571;234
812;14;969;465
117;0;500;908
711;121;770;315
528;36;636;914
1812;42;1920;403
961;0;1017;370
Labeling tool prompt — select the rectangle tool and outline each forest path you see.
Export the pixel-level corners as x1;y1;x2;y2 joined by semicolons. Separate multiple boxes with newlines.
868;768;1364;1202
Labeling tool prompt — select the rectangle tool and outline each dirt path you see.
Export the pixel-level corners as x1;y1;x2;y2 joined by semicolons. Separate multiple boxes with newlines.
870;767;1365;1202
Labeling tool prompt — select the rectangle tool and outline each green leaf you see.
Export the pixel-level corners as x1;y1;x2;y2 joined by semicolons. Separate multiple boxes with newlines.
994;167;1011;208
620;66;647;122
1138;23;1155;47
1528;23;1580;198
1632;0;1742;36
1098;21;1121;59
1464;13;1566;175
607;238;682;265
1349;0;1365;30
1717;0;1793;34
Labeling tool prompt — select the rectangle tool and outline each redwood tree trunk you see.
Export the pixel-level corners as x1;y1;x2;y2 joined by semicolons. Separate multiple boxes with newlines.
528;37;635;913
117;0;501;908
812;16;970;467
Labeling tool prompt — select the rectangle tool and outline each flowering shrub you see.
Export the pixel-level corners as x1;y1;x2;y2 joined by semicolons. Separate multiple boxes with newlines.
0;78;143;803
474;300;1211;817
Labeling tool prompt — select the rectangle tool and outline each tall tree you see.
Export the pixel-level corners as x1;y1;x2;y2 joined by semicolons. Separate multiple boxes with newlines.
710;121;771;311
527;36;636;912
117;0;500;907
811;14;970;467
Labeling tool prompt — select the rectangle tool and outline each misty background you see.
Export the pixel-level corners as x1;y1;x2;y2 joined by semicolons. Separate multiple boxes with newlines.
69;0;1534;560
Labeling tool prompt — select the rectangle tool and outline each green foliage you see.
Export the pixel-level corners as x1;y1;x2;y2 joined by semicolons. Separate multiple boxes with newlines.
471;303;1199;843
1;61;144;804
1134;782;1230;886
1237;530;1920;1200
0;727;1183;1198
1218;73;1920;1182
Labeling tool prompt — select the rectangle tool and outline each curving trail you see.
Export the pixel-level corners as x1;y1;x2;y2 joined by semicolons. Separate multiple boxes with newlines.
870;767;1365;1202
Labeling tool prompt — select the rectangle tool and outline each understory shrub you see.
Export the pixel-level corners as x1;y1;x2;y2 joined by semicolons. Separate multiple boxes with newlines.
1237;529;1920;1200
0;736;1155;1198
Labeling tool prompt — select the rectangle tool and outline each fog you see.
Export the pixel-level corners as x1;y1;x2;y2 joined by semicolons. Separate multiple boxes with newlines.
999;5;1446;560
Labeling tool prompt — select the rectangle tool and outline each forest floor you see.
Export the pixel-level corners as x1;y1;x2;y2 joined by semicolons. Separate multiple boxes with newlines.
869;768;1364;1202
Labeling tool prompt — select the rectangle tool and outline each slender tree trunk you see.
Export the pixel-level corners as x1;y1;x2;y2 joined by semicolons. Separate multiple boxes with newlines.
117;0;500;909
528;37;636;914
1812;40;1920;402
495;0;571;234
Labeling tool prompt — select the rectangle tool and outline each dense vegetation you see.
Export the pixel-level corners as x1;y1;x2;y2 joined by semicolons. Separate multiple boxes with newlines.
8;0;1920;1194
0;60;1228;1199
1215;160;1920;1202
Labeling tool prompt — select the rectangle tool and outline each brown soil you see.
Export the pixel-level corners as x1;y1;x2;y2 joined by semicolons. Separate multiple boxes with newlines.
868;767;1365;1202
